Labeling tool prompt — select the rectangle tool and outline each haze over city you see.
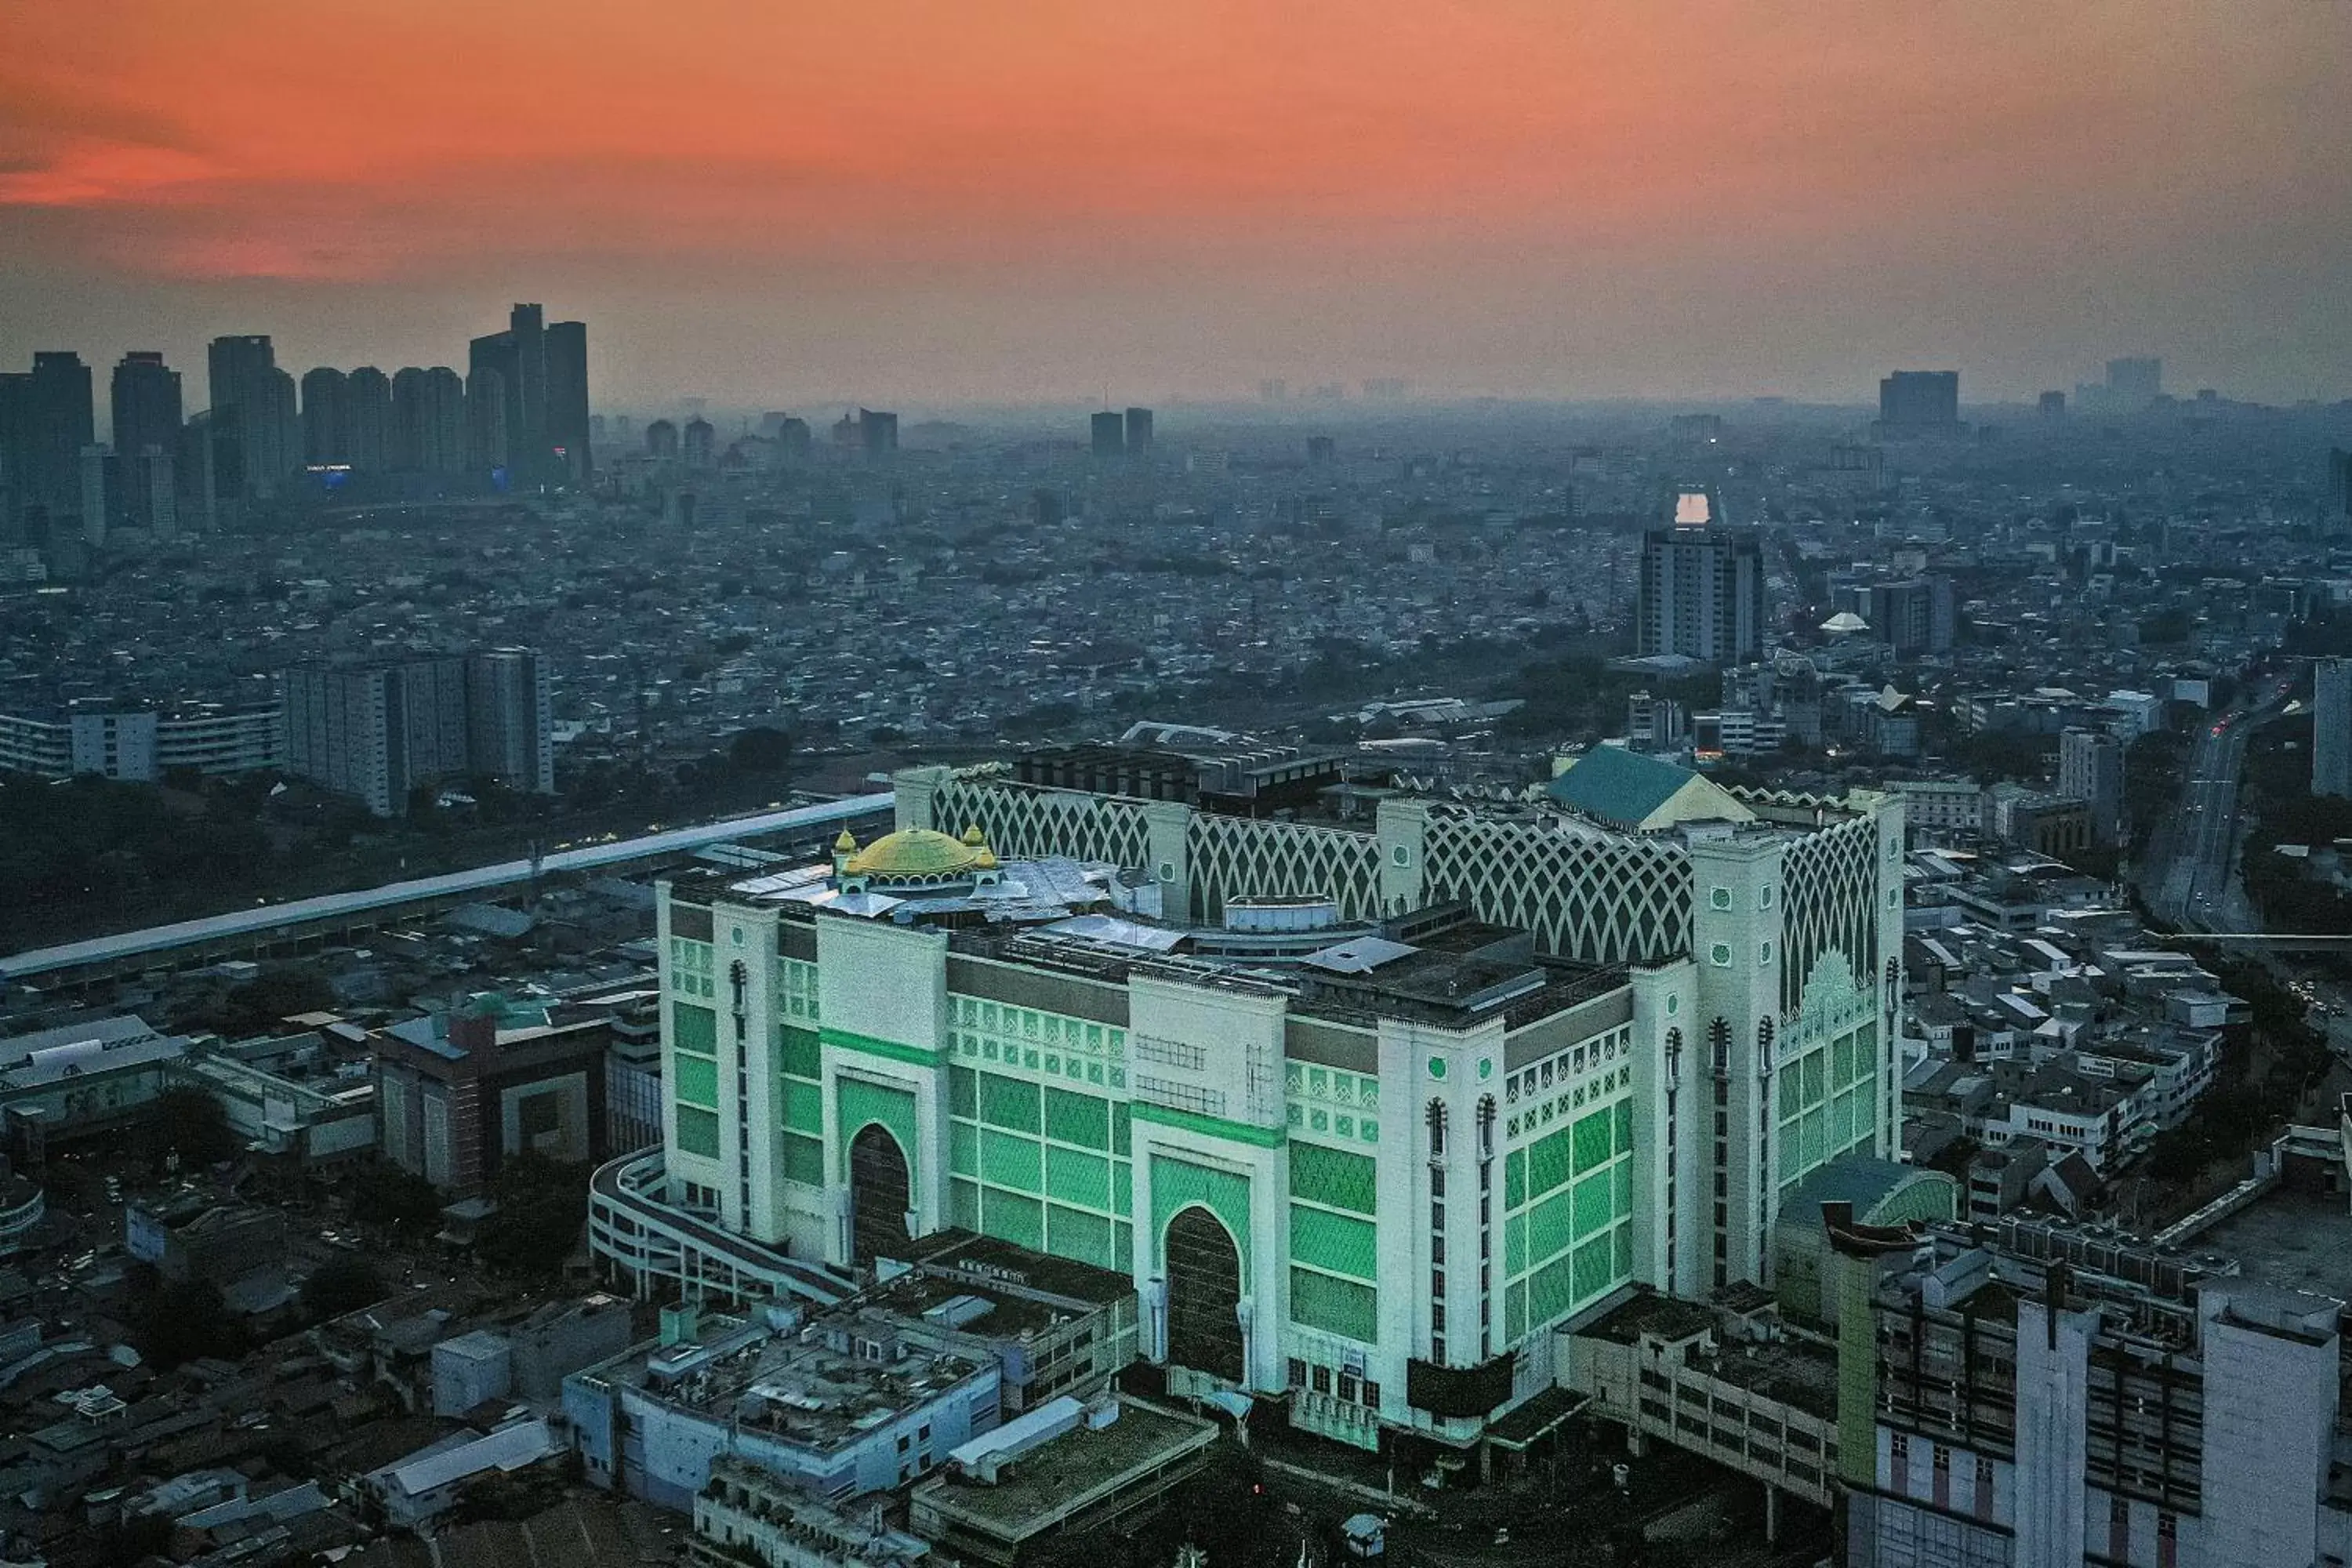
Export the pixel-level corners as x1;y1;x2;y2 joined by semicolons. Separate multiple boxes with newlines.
5;0;2351;406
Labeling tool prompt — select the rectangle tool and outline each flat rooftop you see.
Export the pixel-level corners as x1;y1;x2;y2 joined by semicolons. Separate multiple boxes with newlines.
2194;1187;2352;1306
916;1399;1216;1537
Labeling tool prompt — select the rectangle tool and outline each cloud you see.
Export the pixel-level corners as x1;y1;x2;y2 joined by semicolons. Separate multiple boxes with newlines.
0;141;218;207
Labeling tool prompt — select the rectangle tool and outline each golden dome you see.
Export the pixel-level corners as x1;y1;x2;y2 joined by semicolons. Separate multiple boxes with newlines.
834;829;859;852
961;824;987;847
842;827;982;880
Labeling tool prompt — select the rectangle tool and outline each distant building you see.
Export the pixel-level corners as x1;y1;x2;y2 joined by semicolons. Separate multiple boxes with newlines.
2316;657;2352;798
2106;354;2162;406
346;365;391;470
205;336;297;498
1867;577;1956;655
109;351;182;535
2059;728;2125;844
1123;406;1153;454
683;417;716;468
2331;448;2352;528
374;995;612;1194
0;352;93;535
0;1017;194;1152
300;367;349;466
1877;370;1959;432
545;318;592;481
1089;411;1123;459
283;649;553;815
0;701;284;782
1306;434;1334;464
2037;390;2066;419
390;366;467;474
1635;485;1765;664
859;408;898;456
646;419;680;460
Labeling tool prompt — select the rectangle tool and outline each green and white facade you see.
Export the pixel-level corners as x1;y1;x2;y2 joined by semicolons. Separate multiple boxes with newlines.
596;765;1904;1449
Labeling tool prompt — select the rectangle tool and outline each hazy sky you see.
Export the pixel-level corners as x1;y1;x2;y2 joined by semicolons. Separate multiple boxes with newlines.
3;0;2348;411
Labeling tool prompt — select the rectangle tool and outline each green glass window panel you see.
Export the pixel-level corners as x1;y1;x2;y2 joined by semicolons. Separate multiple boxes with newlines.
982;1128;1043;1192
1111;1102;1131;1156
1834;1031;1860;1085
1287;1206;1377;1281
1287;1142;1377;1216
1613;1098;1632;1152
783;1133;824;1186
1526;1189;1574;1266
1527;1252;1576;1330
1047;1204;1116;1269
1571;1110;1613;1174
782;1081;822;1134
672;1001;717;1056
1572;1171;1613;1238
950;1066;978;1119
950;1178;980;1231
1613;1221;1634;1277
1506;1212;1527;1275
1612;1156;1633;1219
1834;1086;1860;1148
1573;1233;1613;1303
1802;1050;1827;1106
950;1123;979;1177
1505;1149;1526;1210
675;1105;720;1159
1289;1268;1377;1342
1527;1128;1573;1200
1115;1220;1133;1267
837;1078;918;1194
1046;1145;1111;1210
1507;1281;1527;1345
1044;1087;1109;1149
1112;1161;1133;1216
1803;1105;1830;1167
1778;1125;1803;1182
673;1054;718;1108
781;1025;821;1080
985;1190;1044;1250
980;1073;1040;1133
1150;1156;1251;1274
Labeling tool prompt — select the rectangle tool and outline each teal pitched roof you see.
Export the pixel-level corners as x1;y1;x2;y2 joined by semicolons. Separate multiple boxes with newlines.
1547;746;1699;828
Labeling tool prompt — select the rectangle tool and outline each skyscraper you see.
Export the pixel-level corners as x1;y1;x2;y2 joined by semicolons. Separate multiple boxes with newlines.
2329;448;2350;528
464;648;555;795
390;366;467;474
645;419;680;461
2315;658;2352;799
509;303;547;478
2106;355;2162;406
544;319;591;482
345;366;391;471
0;353;96;532
1877;370;1959;431
2058;727;2125;845
109;352;182;467
207;336;297;497
301;367;349;464
1635;485;1765;664
859;408;898;456
1090;410;1124;458
466;362;509;474
2037;390;2066;419
682;417;716;468
1123;406;1152;454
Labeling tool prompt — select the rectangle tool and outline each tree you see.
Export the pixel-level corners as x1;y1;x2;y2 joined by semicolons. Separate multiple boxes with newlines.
151;1085;238;1166
351;1163;446;1235
131;1275;242;1370
300;1254;386;1320
474;1152;589;1277
728;725;794;775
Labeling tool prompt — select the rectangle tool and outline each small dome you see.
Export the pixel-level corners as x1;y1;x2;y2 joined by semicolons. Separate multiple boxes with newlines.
834;829;859;852
843;827;982;879
961;824;987;848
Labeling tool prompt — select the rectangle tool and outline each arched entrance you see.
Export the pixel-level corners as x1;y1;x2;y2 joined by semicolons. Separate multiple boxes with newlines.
1163;1205;1245;1383
848;1123;912;1265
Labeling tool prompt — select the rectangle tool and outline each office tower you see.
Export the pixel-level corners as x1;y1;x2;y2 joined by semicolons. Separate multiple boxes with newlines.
775;416;811;462
78;445;122;546
1123;406;1152;454
859;408;898;456
300;367;349;464
134;445;176;541
2329;448;2351;527
1866;577;1956;655
2314;657;2352;798
206;336;296;497
110;352;182;467
509;303;547;476
1635;485;1766;663
683;418;716;467
2037;390;2066;419
2058;727;2125;844
544;318;590;481
1878;370;1959;431
388;366;466;475
1307;434;1335;464
0;353;96;531
602;752;1902;1433
2106;355;2161;406
464;648;555;794
466;365;509;474
646;419;680;460
345;367;390;470
176;411;234;534
1090;410;1124;458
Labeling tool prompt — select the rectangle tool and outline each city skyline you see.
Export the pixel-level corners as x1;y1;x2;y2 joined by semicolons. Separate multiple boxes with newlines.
3;2;2350;407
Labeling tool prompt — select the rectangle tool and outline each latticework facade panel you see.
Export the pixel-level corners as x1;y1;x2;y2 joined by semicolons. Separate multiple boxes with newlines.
1778;814;1882;1016
931;777;1152;871
1417;808;1692;964
1185;814;1382;923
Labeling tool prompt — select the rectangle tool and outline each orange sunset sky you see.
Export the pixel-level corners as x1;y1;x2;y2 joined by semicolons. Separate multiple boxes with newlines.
2;0;2348;408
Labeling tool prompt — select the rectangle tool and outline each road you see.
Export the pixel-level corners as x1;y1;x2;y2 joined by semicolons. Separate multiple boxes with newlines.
2144;681;2289;931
